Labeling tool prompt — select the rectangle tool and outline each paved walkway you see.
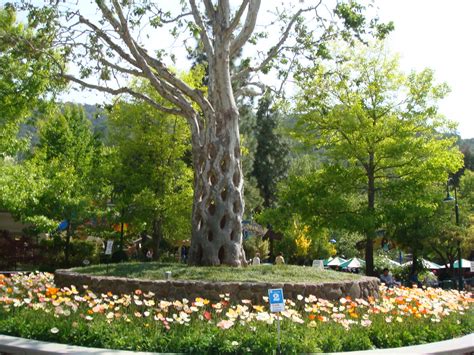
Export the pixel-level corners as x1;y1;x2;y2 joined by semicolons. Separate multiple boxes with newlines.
331;333;474;354
0;333;473;354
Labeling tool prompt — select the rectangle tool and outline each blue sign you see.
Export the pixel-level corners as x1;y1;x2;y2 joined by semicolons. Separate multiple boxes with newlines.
58;220;69;231
268;288;285;312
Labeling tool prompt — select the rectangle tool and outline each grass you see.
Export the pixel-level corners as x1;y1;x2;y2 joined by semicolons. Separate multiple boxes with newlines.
71;262;362;283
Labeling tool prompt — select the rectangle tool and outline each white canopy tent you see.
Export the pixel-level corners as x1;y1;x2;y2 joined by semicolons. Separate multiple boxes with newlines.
327;257;347;267
403;258;442;270
440;259;472;269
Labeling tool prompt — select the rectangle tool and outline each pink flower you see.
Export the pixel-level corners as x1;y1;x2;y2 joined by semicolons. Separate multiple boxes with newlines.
217;319;234;329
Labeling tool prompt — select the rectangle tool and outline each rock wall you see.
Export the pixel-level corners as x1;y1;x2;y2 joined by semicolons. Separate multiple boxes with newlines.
55;270;380;303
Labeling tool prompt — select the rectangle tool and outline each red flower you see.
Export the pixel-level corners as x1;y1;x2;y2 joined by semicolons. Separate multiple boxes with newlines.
203;311;212;320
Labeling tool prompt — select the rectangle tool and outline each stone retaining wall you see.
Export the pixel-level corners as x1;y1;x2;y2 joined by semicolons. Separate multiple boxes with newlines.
55;270;380;302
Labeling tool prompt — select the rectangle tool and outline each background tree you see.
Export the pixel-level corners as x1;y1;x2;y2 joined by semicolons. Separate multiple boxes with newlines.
252;93;289;208
258;157;336;263
15;0;391;266
293;43;463;275
0;5;61;157
423;171;474;273
0;104;102;265
105;85;193;260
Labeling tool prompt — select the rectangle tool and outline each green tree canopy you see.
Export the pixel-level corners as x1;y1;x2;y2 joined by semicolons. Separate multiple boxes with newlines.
0;5;62;156
252;93;289;208
290;42;463;275
0;104;103;265
105;84;193;258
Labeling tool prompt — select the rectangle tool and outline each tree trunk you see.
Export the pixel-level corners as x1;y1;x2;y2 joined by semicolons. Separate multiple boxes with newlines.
411;247;417;276
187;110;247;266
365;154;376;276
365;232;374;276
64;220;72;267
151;218;163;261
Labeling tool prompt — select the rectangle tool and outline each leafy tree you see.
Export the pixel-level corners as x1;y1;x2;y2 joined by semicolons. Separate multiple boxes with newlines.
17;0;390;265
105;89;193;259
423;171;474;273
243;235;269;260
331;230;364;259
0;104;102;265
258;157;336;263
293;43;463;275
0;4;62;157
459;138;474;171
252;94;289;208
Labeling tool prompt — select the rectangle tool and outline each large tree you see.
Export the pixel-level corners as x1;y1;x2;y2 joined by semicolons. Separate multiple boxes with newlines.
16;0;390;266
294;43;463;275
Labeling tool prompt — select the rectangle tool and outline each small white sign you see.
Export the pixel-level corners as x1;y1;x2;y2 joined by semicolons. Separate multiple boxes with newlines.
470;261;474;273
105;240;114;255
268;288;285;313
312;260;324;269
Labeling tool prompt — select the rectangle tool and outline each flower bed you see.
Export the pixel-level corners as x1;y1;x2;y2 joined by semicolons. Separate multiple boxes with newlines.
0;273;473;353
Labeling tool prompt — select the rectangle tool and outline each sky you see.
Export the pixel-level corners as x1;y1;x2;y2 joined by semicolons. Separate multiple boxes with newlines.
60;0;473;139
376;0;474;138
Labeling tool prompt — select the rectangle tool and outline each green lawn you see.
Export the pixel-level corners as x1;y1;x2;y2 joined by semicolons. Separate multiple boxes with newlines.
71;262;362;283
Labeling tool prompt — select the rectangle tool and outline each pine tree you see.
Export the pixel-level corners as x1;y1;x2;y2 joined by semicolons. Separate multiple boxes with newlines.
252;94;289;208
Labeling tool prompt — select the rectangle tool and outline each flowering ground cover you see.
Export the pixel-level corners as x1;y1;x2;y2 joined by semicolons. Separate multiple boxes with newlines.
0;272;472;353
73;262;361;282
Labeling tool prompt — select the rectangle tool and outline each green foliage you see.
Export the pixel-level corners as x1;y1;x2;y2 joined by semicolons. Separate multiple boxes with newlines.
291;42;463;273
0;5;62;156
105;83;193;250
243;236;269;260
38;237;100;270
332;230;365;259
251;94;289;208
239;104;265;217
1;104;101;230
459;138;474;171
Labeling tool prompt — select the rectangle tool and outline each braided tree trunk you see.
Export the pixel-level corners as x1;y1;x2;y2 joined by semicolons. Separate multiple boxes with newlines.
186;3;252;267
188;107;247;266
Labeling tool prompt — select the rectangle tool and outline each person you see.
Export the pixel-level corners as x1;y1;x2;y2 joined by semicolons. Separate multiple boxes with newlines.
146;249;153;261
252;252;261;265
379;268;400;288
275;252;285;265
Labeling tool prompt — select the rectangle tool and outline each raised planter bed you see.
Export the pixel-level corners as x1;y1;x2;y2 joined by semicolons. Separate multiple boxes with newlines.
55;269;380;302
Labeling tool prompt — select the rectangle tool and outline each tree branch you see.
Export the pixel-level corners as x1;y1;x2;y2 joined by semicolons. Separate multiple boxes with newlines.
78;15;137;67
99;0;198;118
189;0;214;58
63;74;182;116
230;0;261;57
227;0;250;34
150;10;193;24
202;0;216;18
232;3;321;81
234;81;267;98
99;58;144;77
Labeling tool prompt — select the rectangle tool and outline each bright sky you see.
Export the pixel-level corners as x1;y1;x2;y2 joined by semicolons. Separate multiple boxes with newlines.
60;0;473;138
376;0;474;139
